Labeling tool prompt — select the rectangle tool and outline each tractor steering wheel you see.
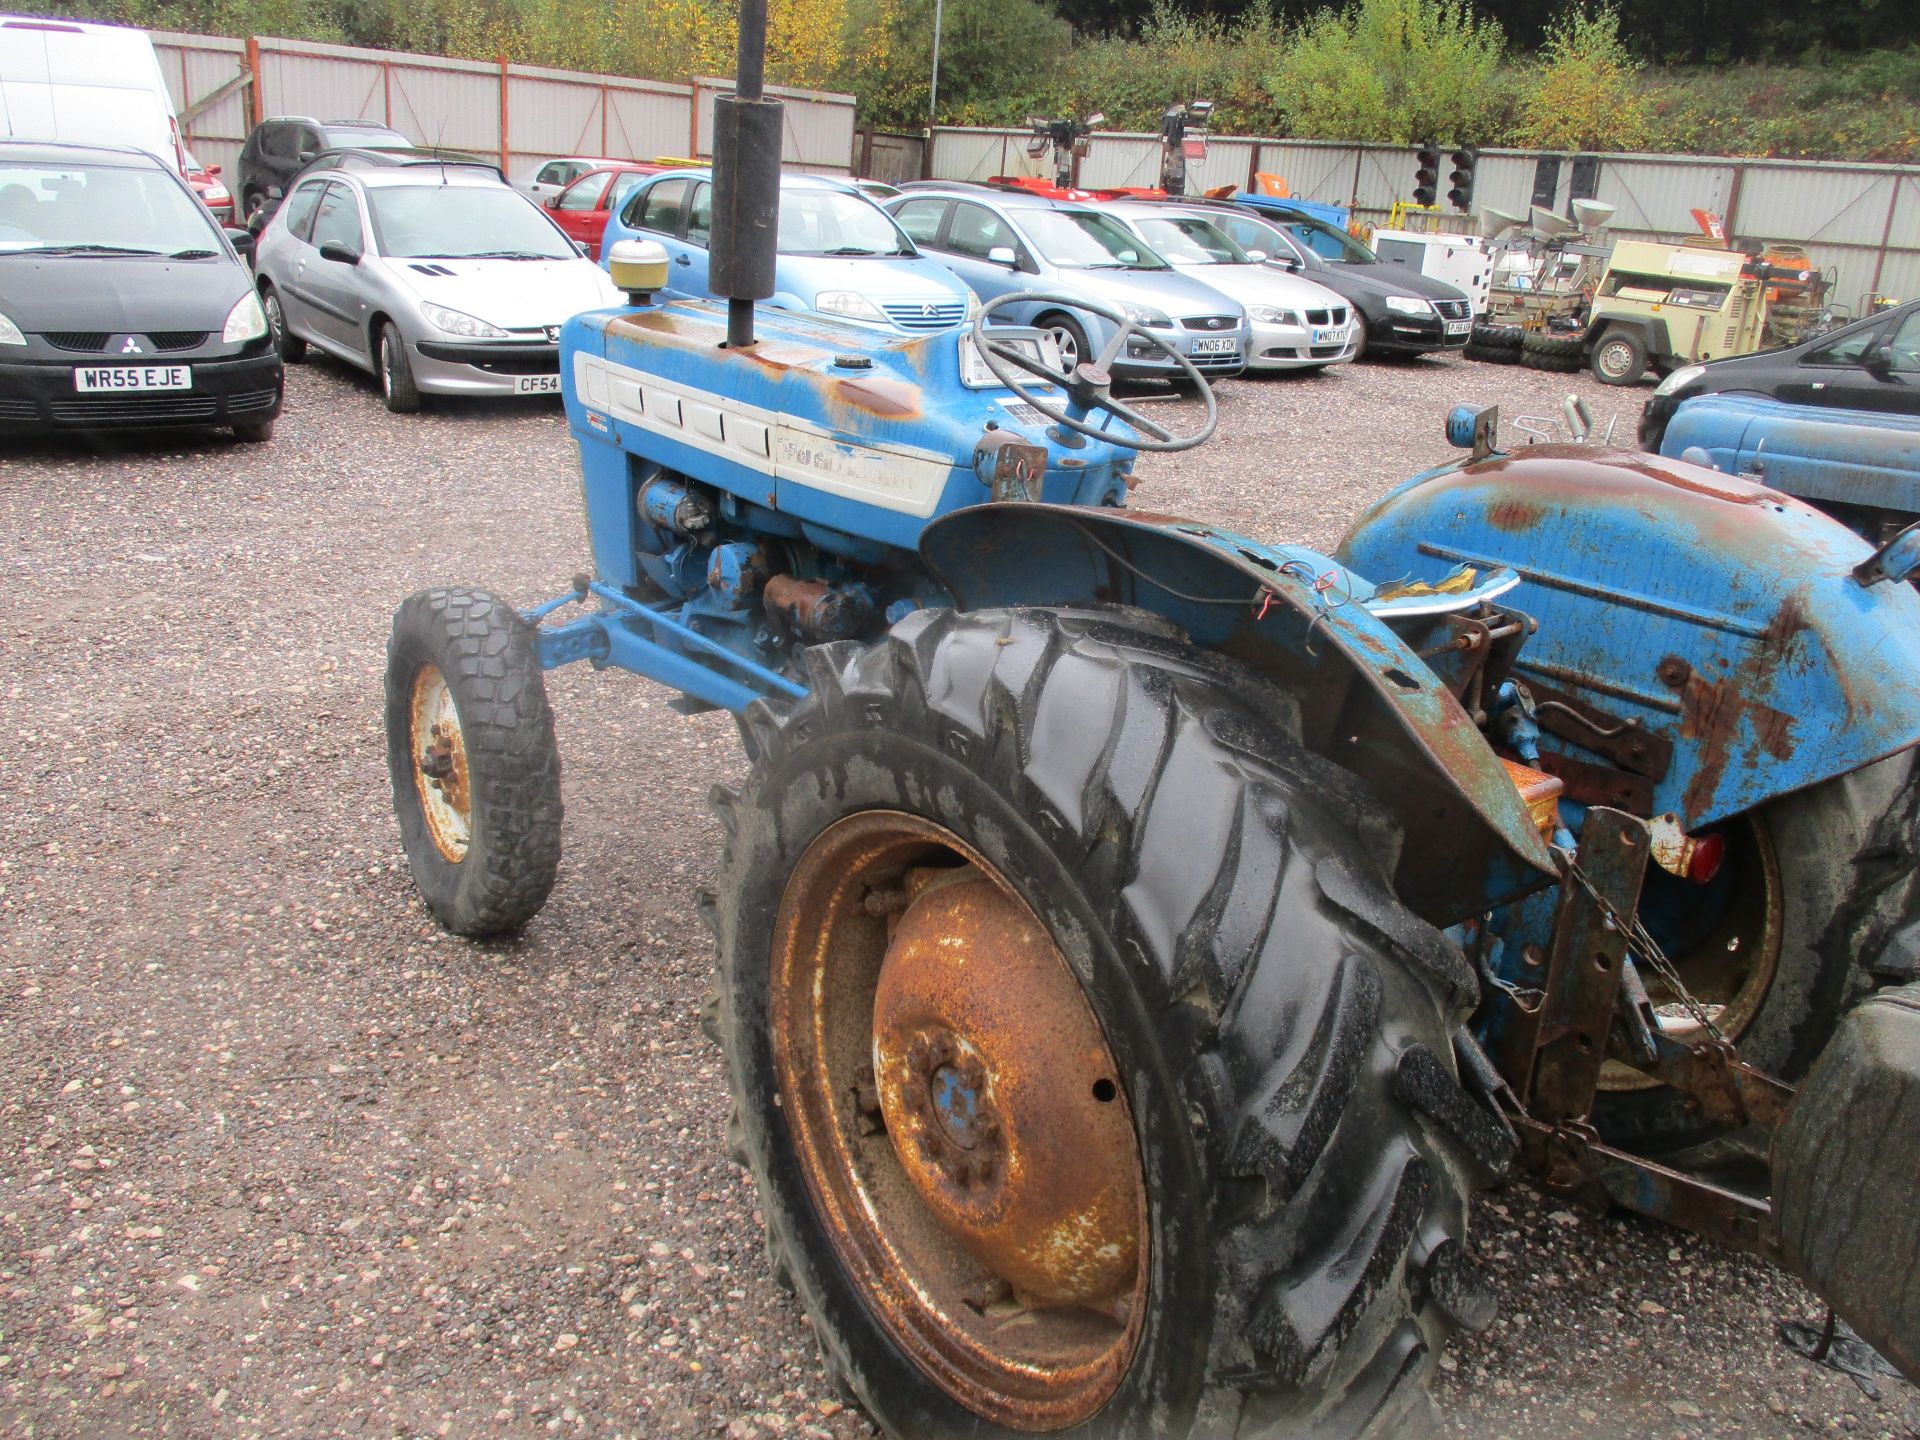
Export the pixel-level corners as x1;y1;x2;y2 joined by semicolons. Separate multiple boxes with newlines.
971;292;1218;453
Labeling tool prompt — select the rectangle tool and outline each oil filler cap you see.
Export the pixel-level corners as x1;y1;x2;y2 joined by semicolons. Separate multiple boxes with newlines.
833;354;874;369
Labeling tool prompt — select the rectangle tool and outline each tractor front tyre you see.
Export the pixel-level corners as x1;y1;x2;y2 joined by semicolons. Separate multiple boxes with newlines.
705;606;1507;1440
384;587;562;937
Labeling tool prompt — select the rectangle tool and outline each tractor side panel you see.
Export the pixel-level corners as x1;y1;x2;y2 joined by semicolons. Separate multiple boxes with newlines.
1662;393;1920;517
1337;446;1920;829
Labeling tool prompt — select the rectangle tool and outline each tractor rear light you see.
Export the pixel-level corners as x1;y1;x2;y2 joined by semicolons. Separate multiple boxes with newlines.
1499;758;1564;842
1649;812;1725;885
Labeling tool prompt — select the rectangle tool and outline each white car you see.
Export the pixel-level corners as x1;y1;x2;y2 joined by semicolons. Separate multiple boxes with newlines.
253;164;623;412
1102;200;1358;371
519;156;627;204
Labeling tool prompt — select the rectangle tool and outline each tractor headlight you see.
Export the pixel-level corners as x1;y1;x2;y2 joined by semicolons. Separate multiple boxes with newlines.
816;291;887;323
1654;364;1706;397
1121;303;1173;328
1385;295;1434;316
0;312;24;346
421;303;510;339
1247;305;1299;325
222;291;268;343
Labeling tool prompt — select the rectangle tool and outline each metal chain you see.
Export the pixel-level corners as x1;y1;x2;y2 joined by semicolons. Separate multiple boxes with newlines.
1560;853;1729;1044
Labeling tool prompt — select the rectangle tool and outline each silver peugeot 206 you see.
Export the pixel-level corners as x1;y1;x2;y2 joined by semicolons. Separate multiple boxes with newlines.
253;160;623;412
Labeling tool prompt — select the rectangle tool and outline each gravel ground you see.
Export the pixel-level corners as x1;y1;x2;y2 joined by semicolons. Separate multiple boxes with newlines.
2;345;1915;1440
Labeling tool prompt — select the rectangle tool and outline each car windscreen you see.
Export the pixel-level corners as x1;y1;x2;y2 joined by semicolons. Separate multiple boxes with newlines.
0;161;221;256
1018;210;1168;269
775;188;915;256
367;184;575;259
1282;216;1376;264
1134;216;1251;265
327;129;410;149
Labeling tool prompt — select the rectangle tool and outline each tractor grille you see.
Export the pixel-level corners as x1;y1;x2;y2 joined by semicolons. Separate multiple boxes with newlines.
880;300;967;331
1181;314;1238;332
43;331;110;352
1434;298;1471;320
1303;307;1349;327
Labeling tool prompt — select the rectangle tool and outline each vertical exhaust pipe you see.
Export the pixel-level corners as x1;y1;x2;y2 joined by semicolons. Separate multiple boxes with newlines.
709;0;783;349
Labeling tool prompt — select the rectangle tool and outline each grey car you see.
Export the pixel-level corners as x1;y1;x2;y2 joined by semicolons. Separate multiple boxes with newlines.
886;186;1249;380
253;165;622;412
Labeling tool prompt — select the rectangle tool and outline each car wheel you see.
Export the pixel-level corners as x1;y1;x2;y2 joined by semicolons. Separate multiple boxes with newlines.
1590;330;1649;386
1351;312;1370;360
1036;311;1090;372
378;320;423;414
260;286;305;363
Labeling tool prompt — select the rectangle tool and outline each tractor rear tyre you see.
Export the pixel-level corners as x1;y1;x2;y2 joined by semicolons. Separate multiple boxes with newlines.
1520;332;1584;373
705;606;1507;1440
384;587;562;937
1593;754;1920;1153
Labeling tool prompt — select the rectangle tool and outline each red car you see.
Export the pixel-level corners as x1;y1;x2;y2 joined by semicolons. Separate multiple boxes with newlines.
183;147;233;225
544;163;666;260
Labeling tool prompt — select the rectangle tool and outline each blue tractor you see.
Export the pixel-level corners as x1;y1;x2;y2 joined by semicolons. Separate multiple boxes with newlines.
383;19;1920;1435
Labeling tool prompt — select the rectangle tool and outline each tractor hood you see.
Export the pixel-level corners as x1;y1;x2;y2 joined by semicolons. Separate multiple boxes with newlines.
1338;445;1920;828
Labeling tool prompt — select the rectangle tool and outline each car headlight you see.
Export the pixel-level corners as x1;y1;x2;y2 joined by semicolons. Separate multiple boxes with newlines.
1654;364;1706;397
1247;305;1299;325
421;303;510;339
1385;295;1434;316
222;292;268;343
816;291;887;323
0;312;24;346
1121;303;1173;328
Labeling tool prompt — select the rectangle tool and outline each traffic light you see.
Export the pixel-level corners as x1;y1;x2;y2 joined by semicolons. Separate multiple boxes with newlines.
1447;144;1479;210
1414;142;1441;207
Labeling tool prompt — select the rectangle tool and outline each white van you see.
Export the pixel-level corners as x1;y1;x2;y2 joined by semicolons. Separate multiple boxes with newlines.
0;15;184;177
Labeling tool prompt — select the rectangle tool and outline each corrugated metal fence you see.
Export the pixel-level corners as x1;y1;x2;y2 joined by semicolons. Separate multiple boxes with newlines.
152;30;857;184
928;130;1920;319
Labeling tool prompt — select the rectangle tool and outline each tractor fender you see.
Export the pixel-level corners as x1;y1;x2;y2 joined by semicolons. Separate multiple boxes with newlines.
1660;392;1920;519
1336;445;1920;830
919;502;1558;927
1588;314;1672;364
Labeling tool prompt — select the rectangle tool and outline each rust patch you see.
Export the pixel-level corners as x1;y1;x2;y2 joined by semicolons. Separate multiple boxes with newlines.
1676;595;1809;818
1488;498;1547;532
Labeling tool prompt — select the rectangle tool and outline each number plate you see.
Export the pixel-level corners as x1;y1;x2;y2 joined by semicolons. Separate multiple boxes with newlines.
1190;336;1238;356
73;365;191;392
515;374;562;395
1311;326;1348;346
1445;319;1471;336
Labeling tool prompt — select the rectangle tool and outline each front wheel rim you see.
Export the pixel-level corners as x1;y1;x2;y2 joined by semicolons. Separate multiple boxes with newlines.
1597;341;1635;379
265;293;285;344
770;811;1147;1430
408;665;472;862
1048;325;1081;369
381;333;398;396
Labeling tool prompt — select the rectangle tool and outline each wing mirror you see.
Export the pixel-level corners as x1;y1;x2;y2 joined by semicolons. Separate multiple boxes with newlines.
297;149;317;164
207;163;222;176
1866;343;1898;375
317;238;361;266
1244;248;1268;262
986;245;1018;268
223;226;255;261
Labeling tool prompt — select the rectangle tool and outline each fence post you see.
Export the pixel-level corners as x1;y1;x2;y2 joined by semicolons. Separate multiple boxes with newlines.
245;36;263;127
1869;174;1904;301
498;54;510;172
1349;145;1363;210
1723;161;1747;241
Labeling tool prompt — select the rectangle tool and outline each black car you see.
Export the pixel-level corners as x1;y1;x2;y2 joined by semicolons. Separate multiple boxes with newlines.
1639;300;1920;450
0;140;281;442
1172;198;1474;357
237;116;411;222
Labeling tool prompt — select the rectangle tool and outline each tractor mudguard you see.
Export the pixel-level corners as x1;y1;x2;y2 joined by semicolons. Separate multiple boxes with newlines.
1660;393;1920;518
1337;445;1920;829
918;503;1557;927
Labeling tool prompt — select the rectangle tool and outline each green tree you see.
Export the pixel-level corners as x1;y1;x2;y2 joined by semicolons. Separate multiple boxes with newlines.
1264;0;1509;144
1518;3;1647;150
841;0;1069;127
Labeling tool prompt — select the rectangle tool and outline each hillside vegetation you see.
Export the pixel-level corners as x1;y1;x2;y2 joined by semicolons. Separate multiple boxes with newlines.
48;0;1920;161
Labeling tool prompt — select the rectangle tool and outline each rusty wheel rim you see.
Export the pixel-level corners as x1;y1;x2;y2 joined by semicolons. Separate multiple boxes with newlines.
1602;814;1783;1091
408;664;472;863
770;812;1147;1431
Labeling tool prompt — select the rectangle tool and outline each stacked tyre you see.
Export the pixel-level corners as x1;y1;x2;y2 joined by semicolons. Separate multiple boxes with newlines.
1520;331;1584;372
1463;321;1523;365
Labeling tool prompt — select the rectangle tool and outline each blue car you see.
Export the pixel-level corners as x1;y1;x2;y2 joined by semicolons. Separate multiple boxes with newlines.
599;170;974;333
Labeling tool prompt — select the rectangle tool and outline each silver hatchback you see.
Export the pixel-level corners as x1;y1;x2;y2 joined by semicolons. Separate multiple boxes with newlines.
253;164;622;412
